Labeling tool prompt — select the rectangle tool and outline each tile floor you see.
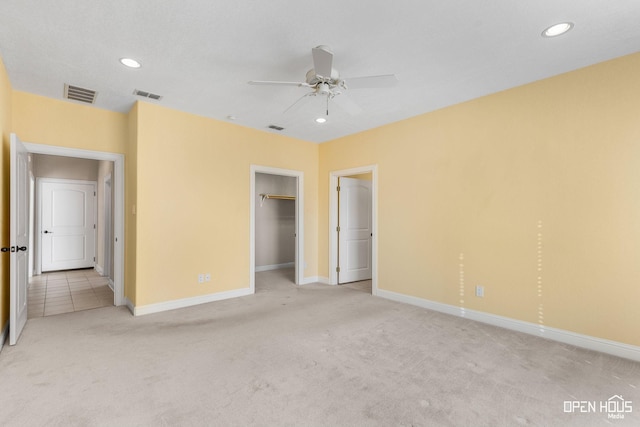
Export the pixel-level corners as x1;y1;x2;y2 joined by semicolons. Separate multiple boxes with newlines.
28;269;114;318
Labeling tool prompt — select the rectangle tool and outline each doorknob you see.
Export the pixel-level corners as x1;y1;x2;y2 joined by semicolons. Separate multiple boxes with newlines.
16;246;27;252
1;247;10;253
43;230;53;234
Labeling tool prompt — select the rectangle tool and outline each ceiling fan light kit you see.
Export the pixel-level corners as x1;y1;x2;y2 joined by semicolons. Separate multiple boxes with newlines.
249;45;397;118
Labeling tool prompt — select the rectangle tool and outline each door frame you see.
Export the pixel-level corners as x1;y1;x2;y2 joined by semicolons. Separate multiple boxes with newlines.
103;173;113;286
36;178;98;274
23;142;125;306
250;165;304;292
329;165;378;294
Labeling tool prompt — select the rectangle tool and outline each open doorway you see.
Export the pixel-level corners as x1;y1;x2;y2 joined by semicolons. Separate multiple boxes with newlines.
8;137;125;344
255;172;296;287
250;165;304;293
22;142;125;306
329;165;378;295
28;154;114;317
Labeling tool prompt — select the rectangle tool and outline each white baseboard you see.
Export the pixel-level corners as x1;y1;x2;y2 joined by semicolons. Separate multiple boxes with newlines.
255;262;294;272
301;276;330;285
377;289;640;362
132;287;253;316
0;321;8;353
95;264;104;276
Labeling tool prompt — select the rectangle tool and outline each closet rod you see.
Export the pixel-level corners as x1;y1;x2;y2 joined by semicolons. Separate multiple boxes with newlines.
259;193;296;202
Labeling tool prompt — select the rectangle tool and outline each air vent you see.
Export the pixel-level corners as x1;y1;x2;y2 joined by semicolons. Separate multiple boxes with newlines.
133;89;163;101
64;84;97;104
268;125;285;131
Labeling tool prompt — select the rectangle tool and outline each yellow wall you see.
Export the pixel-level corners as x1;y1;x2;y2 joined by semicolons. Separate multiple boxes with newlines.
2;51;639;349
12;92;128;154
319;52;640;346
11;92;132;298
134;102;318;305
0;57;12;332
5;91;318;310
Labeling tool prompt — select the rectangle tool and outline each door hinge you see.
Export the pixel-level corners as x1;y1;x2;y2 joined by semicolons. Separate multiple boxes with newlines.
2;246;26;253
336;226;340;232
94;224;96;229
336;267;340;273
337;186;340;192
94;191;96;196
93;257;96;262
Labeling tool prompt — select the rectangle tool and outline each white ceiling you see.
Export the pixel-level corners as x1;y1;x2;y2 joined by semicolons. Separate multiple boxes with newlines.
1;1;639;143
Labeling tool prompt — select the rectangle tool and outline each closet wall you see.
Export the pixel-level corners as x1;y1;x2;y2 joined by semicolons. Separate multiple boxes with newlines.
255;173;296;270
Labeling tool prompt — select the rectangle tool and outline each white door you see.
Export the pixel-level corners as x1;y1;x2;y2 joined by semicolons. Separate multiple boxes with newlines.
41;180;96;272
338;177;372;284
9;134;29;345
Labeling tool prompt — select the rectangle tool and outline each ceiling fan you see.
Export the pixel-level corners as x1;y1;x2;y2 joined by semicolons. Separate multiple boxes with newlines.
248;45;397;116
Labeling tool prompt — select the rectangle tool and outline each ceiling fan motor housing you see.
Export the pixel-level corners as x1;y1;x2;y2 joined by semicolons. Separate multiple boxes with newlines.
306;68;340;86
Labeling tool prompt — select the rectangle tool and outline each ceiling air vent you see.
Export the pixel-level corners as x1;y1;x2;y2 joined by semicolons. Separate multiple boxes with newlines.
64;84;97;104
133;89;163;101
268;125;285;131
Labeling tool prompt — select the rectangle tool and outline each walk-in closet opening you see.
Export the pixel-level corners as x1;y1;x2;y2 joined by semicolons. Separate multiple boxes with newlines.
250;165;304;293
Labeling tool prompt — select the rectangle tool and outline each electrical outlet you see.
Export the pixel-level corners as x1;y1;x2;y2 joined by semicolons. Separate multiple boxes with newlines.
476;285;484;297
205;273;211;282
198;274;205;284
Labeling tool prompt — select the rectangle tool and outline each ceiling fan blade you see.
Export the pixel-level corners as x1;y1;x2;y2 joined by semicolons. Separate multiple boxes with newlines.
344;74;398;89
248;80;310;87
312;45;334;79
283;92;315;114
331;94;362;115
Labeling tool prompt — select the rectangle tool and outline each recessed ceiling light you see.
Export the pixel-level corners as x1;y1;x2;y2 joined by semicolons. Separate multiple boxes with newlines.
119;58;141;68
227;115;237;120
315;117;327;124
542;22;574;38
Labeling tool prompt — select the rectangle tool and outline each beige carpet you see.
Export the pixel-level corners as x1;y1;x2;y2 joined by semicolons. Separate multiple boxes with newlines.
0;268;638;426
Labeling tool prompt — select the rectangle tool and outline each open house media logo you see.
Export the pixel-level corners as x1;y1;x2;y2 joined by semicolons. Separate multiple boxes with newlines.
564;395;633;420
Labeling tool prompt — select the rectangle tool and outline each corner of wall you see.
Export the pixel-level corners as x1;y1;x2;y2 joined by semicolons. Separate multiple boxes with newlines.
0;321;8;353
125;102;138;306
